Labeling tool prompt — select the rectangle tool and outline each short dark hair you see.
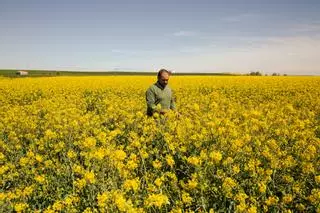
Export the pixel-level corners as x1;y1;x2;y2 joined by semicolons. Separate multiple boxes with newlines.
157;69;171;78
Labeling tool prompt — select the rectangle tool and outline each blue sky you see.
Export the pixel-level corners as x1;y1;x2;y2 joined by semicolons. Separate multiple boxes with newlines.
1;0;320;74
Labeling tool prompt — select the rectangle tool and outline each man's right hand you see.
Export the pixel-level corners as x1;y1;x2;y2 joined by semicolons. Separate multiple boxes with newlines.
159;110;167;115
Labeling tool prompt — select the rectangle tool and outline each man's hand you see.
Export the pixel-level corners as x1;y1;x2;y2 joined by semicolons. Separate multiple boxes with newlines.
160;109;168;115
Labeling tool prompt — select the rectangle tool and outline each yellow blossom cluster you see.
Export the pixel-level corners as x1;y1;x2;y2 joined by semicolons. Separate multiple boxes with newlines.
0;76;319;212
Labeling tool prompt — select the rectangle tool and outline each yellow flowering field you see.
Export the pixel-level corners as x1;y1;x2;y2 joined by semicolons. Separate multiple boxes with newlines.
0;76;319;212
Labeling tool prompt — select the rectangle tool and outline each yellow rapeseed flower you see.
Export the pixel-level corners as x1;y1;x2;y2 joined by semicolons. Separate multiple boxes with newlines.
152;159;162;169
210;151;222;163
97;192;109;208
114;150;127;161
187;156;200;166
34;175;46;184
124;178;140;192
181;192;192;205
166;155;175;168
14;203;28;213
145;193;169;208
82;137;96;148
265;196;278;206
84;170;96;184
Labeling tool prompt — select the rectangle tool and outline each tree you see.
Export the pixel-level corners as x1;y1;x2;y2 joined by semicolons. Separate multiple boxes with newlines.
249;71;263;76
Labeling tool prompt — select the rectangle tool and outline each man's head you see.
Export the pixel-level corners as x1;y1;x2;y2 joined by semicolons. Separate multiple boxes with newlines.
157;69;171;87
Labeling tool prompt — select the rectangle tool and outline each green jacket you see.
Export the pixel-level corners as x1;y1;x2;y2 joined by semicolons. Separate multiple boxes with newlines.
146;81;176;116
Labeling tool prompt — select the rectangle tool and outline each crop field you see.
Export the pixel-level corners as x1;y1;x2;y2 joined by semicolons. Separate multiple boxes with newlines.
0;76;319;212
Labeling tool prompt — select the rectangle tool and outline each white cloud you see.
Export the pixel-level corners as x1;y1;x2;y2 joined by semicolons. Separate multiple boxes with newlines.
111;49;137;55
164;35;320;75
111;49;153;56
172;31;197;37
220;13;258;23
290;23;320;33
179;47;202;53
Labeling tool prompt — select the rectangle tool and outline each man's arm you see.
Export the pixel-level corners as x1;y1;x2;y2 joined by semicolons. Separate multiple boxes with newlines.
146;88;157;114
170;90;176;110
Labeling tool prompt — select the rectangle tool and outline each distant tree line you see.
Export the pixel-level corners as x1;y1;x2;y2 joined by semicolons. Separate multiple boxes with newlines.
247;71;288;76
249;71;263;76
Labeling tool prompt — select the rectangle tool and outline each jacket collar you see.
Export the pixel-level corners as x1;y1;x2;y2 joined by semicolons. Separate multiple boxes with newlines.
155;81;166;90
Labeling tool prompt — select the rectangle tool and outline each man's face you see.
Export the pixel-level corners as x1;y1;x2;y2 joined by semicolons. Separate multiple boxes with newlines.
158;72;170;87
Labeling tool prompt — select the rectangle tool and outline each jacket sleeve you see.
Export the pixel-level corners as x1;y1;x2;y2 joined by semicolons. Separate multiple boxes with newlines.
146;88;157;112
170;90;176;110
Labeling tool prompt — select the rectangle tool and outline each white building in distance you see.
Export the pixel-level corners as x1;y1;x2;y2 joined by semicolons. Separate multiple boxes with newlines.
16;71;29;76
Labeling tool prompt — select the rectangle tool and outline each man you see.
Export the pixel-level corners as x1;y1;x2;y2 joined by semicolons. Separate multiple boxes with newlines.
146;69;176;116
